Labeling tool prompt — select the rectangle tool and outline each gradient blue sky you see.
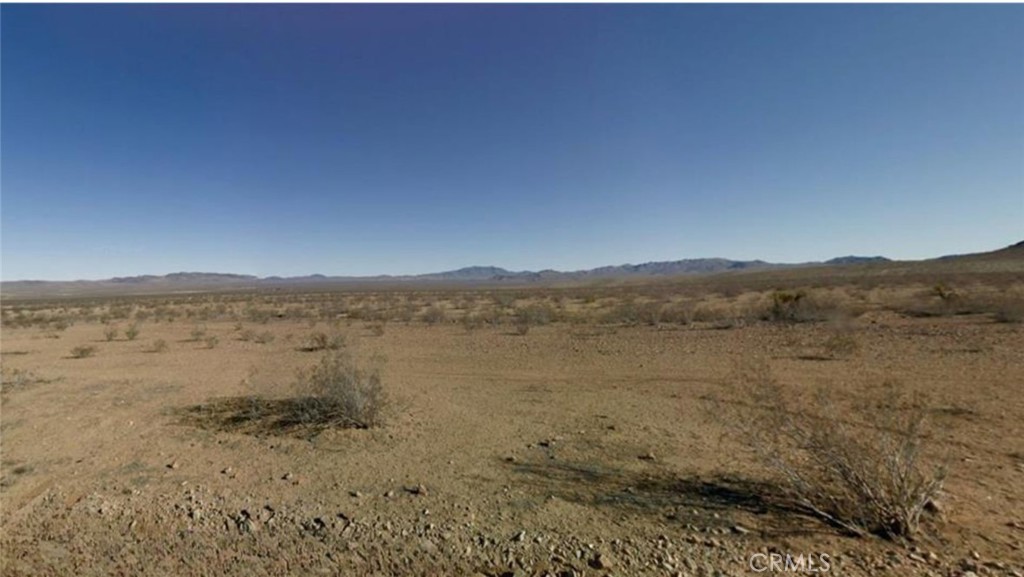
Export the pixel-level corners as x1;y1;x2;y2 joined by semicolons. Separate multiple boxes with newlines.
2;4;1022;281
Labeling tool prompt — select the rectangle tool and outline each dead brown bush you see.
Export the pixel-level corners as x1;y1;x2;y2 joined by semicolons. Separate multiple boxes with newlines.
720;362;946;540
291;351;389;429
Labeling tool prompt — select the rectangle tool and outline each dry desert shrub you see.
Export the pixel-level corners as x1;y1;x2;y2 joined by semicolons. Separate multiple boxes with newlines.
637;301;666;326
994;300;1024;323
598;299;642;325
421;305;447;326
461;313;485;332
303;330;347;352
124;323;140;341
103;325;119;342
660;301;694;325
960;286;1024;323
819;324;861;359
513;303;554;334
149;339;169;353
70;345;97;359
291;351;389;429
690;301;734;324
720;362;946;540
762;290;849;323
204;335;220;349
1;367;53;395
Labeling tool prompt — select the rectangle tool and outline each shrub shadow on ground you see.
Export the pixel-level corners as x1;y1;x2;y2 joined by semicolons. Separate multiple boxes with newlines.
176;396;357;438
508;458;835;537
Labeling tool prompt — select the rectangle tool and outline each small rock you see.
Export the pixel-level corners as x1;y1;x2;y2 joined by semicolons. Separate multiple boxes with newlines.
405;484;427;496
639;452;656;461
589;552;613;569
167;462;179;470
512;530;526;542
732;524;751;535
384;490;395;498
221;467;233;475
282;473;293;481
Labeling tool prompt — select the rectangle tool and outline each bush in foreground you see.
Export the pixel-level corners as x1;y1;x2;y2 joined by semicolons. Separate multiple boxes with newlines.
291;351;389;429
722;362;946;540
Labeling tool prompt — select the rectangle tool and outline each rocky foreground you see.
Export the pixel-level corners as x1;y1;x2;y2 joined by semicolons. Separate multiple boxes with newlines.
3;480;1015;577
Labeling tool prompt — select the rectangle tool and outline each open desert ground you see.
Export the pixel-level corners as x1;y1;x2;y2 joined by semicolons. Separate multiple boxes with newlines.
2;266;1023;576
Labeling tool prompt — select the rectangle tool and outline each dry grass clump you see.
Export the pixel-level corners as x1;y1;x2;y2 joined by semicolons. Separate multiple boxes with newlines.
721;362;946;540
690;301;735;324
290;351;389;429
253;330;276;344
124;323;140;341
70;345;97;359
421;305;447;326
303;331;347;352
819;324;861;359
993;300;1024;323
963;287;1024;323
461;313;486;332
103;325;119;342
763;290;848;323
149;339;169;353
1;367;54;395
513;303;554;335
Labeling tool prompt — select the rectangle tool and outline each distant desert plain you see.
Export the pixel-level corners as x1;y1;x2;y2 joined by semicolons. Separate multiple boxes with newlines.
2;243;1023;576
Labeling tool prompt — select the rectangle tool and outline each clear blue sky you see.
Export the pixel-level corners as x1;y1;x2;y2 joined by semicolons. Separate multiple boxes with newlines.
2;4;1022;281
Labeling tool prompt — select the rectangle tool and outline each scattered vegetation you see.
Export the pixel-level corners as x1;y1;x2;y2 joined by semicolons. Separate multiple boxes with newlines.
125;323;140;341
1;367;55;395
103;325;119;342
149;339;169;353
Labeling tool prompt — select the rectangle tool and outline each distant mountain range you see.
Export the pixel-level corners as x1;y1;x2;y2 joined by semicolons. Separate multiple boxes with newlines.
3;242;1021;298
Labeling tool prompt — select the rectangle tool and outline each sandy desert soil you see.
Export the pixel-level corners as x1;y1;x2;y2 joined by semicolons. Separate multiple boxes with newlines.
1;287;1023;576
